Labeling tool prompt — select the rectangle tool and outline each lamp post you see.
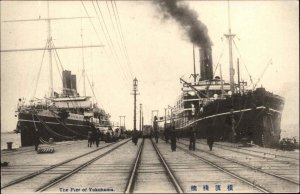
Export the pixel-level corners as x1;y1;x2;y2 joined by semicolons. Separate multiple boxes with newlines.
131;78;139;131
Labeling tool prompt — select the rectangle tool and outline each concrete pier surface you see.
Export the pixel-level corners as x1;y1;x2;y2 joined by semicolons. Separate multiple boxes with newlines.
1;138;299;193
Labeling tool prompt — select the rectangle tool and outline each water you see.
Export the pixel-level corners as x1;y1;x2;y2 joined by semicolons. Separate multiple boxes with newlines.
1;132;21;150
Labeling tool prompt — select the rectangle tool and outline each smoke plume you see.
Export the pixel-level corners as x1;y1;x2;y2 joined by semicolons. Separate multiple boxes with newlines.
154;0;212;48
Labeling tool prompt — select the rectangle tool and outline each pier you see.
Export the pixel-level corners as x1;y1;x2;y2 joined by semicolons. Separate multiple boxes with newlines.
1;138;299;193
1;1;299;193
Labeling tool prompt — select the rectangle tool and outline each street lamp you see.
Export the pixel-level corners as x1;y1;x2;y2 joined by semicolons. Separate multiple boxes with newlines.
132;78;139;131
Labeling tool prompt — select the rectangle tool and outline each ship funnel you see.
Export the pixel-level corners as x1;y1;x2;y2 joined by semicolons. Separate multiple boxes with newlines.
63;70;77;96
71;74;77;93
63;70;71;89
199;47;213;80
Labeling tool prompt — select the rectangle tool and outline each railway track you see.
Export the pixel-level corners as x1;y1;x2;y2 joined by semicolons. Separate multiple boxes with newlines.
191;138;299;165
2;137;298;193
179;138;299;181
125;138;183;193
1;139;130;192
176;140;299;193
212;140;299;161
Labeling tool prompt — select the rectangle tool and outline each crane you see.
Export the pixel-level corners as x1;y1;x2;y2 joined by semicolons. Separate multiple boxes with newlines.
253;59;272;90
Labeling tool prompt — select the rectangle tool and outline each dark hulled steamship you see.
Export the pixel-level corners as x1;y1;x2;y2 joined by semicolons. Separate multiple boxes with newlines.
172;45;284;147
13;1;112;147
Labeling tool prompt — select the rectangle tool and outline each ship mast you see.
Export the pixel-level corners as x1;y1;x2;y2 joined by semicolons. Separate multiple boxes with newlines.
81;19;86;96
2;2;104;100
47;1;54;97
224;0;235;93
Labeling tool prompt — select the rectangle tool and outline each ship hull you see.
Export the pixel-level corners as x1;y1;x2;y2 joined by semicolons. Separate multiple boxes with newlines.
175;88;284;147
17;111;92;147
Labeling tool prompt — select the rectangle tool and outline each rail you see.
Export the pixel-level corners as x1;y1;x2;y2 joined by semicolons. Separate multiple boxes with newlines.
175;143;270;193
36;139;131;192
151;138;184;193
177;140;299;185
191;138;299;165
124;138;144;193
2;139;130;190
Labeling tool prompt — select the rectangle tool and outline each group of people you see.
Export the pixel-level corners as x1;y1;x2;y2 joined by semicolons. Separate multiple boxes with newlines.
165;125;214;152
87;126;102;147
130;117;214;152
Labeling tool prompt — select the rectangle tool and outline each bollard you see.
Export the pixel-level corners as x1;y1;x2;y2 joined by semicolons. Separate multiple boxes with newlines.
49;138;54;144
7;142;13;150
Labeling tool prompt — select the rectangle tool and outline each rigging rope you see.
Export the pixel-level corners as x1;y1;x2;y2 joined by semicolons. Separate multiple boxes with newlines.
252;59;272;90
49;110;88;138
82;0;130;90
112;0;133;78
105;1;124;61
32;40;48;99
108;0;134;79
39;137;49;144
86;74;98;104
212;40;226;77
51;41;65;72
234;96;248;129
52;43;64;86
35;113;73;139
94;0;131;83
232;39;254;87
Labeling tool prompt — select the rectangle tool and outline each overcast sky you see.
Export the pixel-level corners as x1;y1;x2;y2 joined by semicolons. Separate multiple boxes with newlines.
1;1;299;137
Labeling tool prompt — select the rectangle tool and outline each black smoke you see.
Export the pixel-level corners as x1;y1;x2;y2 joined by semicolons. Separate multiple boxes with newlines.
154;0;212;48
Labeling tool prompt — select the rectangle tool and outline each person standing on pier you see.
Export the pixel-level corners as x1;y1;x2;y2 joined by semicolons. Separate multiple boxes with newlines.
170;121;177;152
189;128;196;151
165;125;170;143
207;127;214;151
132;129;138;145
87;130;93;147
95;129;100;147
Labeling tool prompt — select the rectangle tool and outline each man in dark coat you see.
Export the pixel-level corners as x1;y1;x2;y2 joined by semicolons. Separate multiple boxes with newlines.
95;129;100;147
170;123;177;152
132;129;138;145
189;128;196;151
165;125;170;143
207;127;214;151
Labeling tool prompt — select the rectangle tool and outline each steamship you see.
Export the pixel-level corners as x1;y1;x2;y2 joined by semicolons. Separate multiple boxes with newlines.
172;46;284;147
16;70;111;147
169;18;284;147
13;2;111;147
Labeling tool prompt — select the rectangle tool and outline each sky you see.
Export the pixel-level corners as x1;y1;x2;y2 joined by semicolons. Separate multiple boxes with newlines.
1;1;299;138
